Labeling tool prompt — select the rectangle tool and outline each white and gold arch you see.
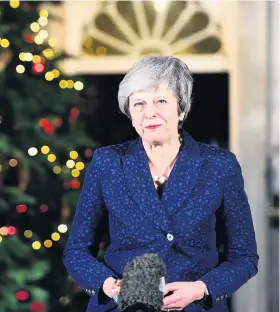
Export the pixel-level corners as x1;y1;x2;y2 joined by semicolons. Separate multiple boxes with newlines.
48;0;229;74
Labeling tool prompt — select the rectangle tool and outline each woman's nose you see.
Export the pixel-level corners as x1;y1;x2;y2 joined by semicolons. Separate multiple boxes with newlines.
145;103;157;118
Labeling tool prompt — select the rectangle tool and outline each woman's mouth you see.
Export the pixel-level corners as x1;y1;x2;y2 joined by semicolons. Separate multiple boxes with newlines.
145;125;162;130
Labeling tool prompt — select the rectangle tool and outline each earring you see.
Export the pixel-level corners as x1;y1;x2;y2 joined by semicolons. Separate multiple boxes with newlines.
179;113;184;121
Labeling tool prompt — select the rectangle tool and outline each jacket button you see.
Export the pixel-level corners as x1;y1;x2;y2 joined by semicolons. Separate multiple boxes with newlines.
167;233;174;241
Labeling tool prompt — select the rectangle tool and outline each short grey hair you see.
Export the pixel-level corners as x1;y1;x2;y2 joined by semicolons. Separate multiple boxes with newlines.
118;55;193;120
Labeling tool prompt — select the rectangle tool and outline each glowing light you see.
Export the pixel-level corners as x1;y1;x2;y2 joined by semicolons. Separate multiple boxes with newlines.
10;0;20;9
66;160;75;169
38;29;48;40
75;162;85;170
30;301;44;311
54;117;62;127
16;65;25;74
59;296;70;305
69;151;78;160
53;166;61;174
25;52;33;61
32;241;41;250
59;80;67;89
67;80;74;89
52;69;60;78
0;227;8;236
74;81;84;91
38;17;48;27
34;35;44;45
83;37;94;49
19;52;25;61
70;107;80;119
32;63;44;73
96;46;106;56
9;159;18;167
41;145;50;154
0;236;2;243
154;0;168;12
39;9;49;18
16;290;29;301
44;240;52;248
28;147;38;156
32;55;41;64
45;71;54;81
30;22;40;33
51;232;60;241
23;33;33;43
84;148;93;158
48;37;57;47
47;154;56;162
71;169;80;178
24;230;32;238
58;224;68;233
0;39;10;48
8;226;16;235
62;166;69;174
40;204;48;213
42;48;54;60
71;179;81;189
16;204;27;213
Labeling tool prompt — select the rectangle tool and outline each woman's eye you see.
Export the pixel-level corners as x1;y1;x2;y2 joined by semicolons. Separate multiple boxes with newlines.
158;99;167;104
134;102;144;107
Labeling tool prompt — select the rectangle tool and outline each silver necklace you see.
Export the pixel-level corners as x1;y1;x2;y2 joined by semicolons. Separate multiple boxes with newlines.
153;174;168;185
150;132;183;186
152;161;175;186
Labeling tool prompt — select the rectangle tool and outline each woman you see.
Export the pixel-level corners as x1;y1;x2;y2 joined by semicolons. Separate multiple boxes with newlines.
63;56;258;312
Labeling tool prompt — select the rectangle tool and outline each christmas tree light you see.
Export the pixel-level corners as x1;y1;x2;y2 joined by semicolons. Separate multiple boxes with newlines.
9;159;17;167
1;2;92;309
16;64;25;74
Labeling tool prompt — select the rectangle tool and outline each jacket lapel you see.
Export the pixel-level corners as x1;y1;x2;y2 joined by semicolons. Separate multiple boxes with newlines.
161;131;204;216
122;137;173;234
122;131;204;232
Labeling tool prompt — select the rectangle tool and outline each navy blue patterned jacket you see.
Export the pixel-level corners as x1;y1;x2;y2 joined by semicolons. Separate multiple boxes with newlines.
63;130;258;312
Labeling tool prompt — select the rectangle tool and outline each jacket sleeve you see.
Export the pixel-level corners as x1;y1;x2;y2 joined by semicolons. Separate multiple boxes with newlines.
198;152;259;310
62;149;118;301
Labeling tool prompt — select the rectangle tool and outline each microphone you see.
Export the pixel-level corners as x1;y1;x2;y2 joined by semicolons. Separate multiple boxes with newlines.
117;253;167;312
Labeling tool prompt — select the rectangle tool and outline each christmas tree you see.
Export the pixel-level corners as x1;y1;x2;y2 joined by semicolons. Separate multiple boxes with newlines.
0;1;100;311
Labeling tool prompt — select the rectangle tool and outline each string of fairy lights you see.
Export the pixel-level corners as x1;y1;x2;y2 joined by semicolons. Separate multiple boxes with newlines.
0;2;109;309
1;1;84;90
0;145;93;249
0;1;93;253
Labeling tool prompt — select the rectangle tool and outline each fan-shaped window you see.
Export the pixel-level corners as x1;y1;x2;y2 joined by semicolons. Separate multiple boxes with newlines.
81;1;222;57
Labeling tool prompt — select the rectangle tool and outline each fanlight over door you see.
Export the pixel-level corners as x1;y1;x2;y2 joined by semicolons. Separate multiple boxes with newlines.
60;0;228;74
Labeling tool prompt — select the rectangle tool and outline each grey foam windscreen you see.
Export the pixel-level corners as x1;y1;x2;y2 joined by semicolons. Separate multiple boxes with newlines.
118;253;167;312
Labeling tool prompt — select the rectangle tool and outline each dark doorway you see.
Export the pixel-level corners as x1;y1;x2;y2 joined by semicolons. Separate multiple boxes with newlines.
82;73;229;149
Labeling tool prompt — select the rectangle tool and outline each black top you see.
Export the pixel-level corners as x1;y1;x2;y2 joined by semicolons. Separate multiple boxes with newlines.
156;183;165;200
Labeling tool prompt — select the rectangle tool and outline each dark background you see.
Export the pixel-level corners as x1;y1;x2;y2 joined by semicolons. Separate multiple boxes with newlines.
82;73;229;148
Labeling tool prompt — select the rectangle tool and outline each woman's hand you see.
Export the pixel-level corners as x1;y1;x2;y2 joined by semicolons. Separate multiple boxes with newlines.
103;277;117;298
162;281;206;311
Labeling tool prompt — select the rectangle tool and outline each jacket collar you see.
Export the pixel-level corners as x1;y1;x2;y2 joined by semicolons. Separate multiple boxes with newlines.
122;130;204;234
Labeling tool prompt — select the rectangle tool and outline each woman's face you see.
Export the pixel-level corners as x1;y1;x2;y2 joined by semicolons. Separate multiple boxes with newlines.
129;84;180;144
